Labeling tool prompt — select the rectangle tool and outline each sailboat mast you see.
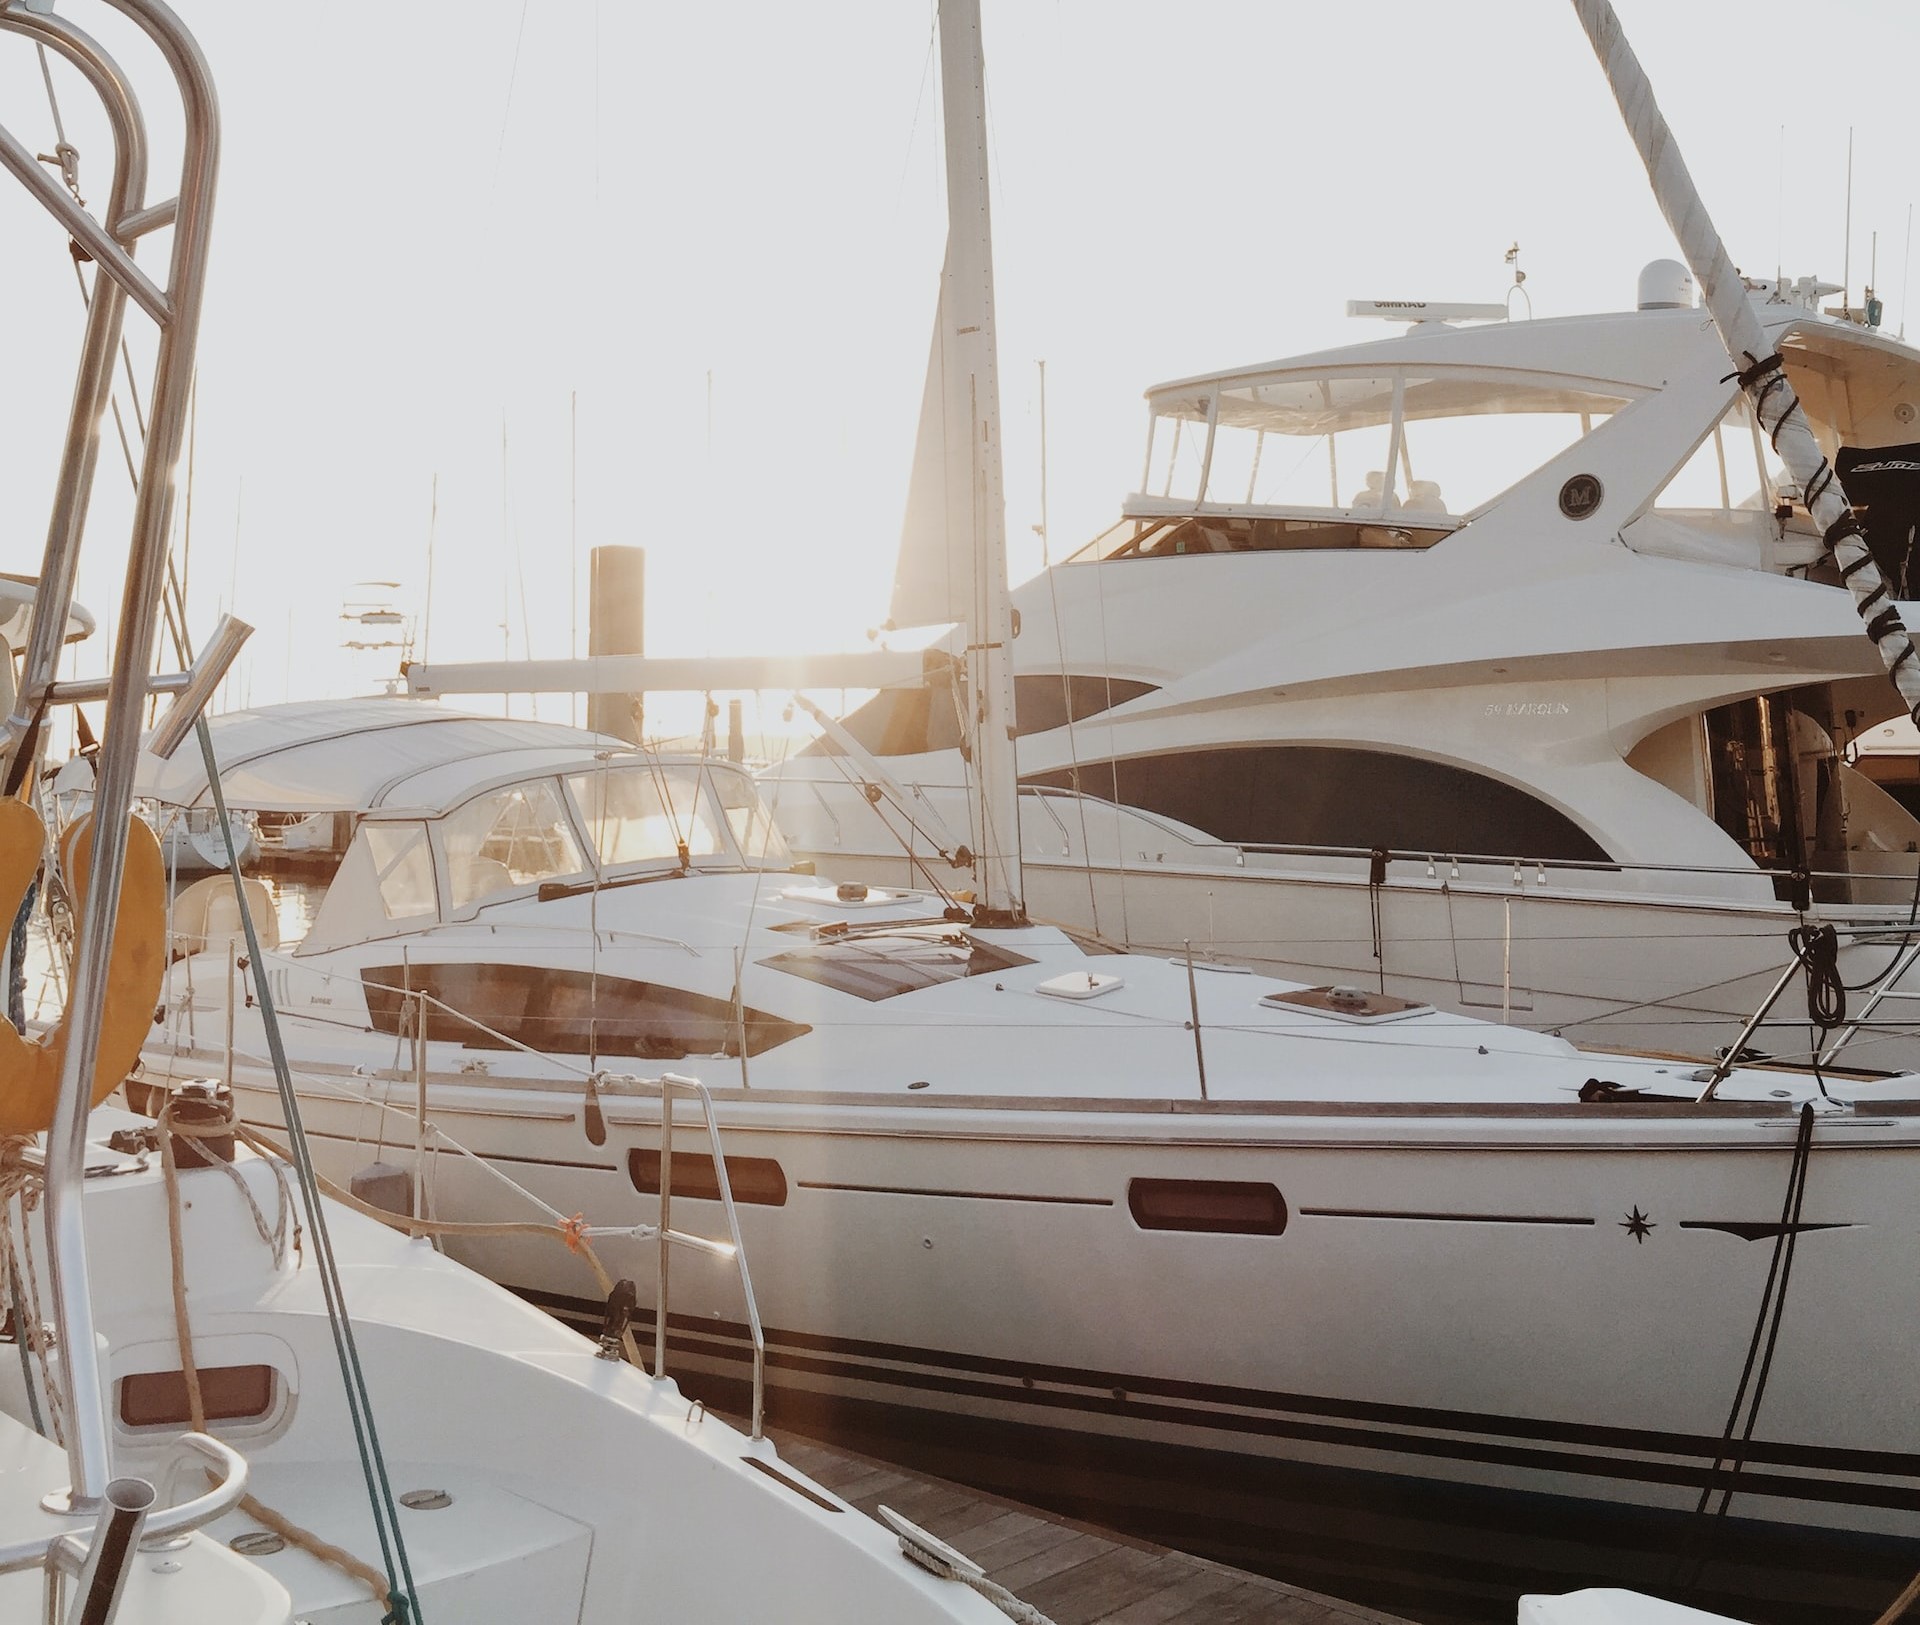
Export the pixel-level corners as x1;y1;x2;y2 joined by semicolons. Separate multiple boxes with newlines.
936;0;1024;922
1570;0;1920;727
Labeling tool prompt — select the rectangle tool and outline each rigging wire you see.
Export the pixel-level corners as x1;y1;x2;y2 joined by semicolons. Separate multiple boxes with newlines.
198;719;425;1622
1671;1102;1817;1595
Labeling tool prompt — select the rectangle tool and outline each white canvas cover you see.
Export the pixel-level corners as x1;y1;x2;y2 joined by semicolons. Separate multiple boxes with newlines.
135;698;618;813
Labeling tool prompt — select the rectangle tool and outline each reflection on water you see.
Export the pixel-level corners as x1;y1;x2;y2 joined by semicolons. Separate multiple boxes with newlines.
23;867;329;1022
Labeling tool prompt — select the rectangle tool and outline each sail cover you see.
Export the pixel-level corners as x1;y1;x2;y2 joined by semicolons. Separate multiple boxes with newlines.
1836;442;1920;599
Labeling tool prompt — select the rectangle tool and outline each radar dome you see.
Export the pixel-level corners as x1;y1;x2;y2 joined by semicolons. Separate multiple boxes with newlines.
1637;259;1694;310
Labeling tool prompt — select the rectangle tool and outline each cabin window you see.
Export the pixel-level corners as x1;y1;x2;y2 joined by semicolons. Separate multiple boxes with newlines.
1091;514;1447;558
628;1147;788;1206
1653;399;1770;512
1128;1178;1287;1235
442;780;585;908
709;766;793;867
120;1364;277;1429
763;931;1034;1001
568;766;725;869
1027;746;1608;864
362;963;810;1057
365;822;436;922
1135;370;1631;519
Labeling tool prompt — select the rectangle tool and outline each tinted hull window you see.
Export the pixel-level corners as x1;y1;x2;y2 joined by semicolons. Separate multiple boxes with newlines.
362;964;809;1058
1028;746;1607;864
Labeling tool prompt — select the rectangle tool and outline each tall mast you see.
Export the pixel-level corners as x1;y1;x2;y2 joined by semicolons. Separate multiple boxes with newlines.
889;0;1024;922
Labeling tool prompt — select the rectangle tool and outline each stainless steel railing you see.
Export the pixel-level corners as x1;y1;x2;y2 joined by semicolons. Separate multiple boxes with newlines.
368;989;770;1439
0;1433;246;1623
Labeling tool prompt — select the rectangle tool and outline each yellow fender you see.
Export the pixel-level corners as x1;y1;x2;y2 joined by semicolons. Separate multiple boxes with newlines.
0;799;165;1138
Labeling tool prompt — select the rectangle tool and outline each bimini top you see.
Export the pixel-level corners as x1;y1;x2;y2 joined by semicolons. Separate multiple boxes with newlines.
136;698;623;814
1144;295;1920;412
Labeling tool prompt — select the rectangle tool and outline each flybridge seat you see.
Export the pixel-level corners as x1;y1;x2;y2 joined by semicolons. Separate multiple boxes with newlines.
1835;441;1920;598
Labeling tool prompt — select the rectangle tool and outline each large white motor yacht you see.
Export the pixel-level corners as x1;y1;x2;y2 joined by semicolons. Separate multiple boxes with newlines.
768;270;1920;1069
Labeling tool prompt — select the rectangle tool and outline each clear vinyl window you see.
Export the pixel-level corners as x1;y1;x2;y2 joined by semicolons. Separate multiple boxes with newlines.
363;822;436;922
441;780;586;909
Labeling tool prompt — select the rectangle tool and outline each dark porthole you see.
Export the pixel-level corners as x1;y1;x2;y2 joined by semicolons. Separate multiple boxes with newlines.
1127;1178;1287;1236
120;1364;276;1429
628;1148;788;1207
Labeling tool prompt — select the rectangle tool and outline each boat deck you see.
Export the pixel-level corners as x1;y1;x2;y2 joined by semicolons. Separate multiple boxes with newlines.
769;1426;1414;1625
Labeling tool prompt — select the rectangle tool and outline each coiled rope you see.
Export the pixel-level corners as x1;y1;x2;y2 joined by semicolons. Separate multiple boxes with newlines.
894;1521;1061;1625
1787;923;1846;1031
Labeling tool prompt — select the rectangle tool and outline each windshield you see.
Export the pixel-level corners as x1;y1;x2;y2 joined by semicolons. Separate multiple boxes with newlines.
567;763;730;870
1129;368;1634;527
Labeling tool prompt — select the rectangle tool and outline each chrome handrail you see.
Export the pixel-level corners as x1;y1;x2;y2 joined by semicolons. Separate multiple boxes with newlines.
0;1432;246;1592
650;1072;768;1442
283;983;771;1436
1018;785;1920;894
0;0;238;1513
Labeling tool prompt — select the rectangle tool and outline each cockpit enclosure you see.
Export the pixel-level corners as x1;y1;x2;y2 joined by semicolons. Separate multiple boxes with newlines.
303;758;793;949
1072;367;1636;560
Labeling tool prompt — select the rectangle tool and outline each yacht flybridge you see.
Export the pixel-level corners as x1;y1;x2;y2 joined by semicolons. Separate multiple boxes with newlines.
772;266;1920;1067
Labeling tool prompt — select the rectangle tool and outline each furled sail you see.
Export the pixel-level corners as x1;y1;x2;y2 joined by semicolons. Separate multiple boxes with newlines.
1571;0;1920;728
890;257;981;633
885;0;1024;921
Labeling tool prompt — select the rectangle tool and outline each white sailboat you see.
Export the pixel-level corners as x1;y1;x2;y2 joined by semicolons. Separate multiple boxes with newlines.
141;1;1920;1617
0;6;1025;1623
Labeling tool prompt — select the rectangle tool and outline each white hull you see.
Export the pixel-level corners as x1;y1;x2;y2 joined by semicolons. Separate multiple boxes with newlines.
143;1050;1920;1549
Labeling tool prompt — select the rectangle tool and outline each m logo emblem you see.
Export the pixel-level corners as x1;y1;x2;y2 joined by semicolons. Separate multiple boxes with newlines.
1559;473;1604;519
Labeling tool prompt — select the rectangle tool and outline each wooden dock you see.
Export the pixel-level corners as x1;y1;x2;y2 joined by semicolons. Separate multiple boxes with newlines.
769;1426;1415;1625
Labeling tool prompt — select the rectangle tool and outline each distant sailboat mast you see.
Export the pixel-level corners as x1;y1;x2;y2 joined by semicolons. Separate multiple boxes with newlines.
889;0;1025;923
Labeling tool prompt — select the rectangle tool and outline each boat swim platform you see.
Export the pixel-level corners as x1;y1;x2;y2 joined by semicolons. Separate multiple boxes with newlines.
765;1424;1414;1625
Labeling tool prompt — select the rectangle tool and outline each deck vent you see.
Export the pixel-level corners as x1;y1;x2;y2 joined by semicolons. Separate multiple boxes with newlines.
782;884;908;909
1037;971;1124;1001
1259;985;1431;1025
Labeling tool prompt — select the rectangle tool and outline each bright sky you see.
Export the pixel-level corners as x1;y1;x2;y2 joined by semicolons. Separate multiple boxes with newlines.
1;0;1916;741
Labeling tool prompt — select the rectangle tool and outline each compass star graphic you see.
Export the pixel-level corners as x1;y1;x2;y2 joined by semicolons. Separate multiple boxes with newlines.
1620;1206;1656;1243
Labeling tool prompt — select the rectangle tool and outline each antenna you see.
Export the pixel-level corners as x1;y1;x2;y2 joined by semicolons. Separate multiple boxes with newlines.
1035;358;1048;566
423;471;438;663
1504;242;1532;320
569;391;578;727
1776;124;1784;283
1843;126;1854;317
1903;203;1913;342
